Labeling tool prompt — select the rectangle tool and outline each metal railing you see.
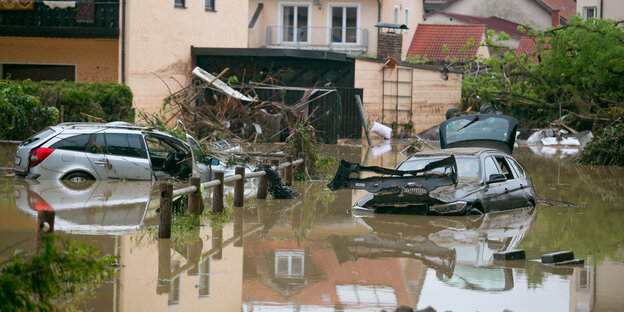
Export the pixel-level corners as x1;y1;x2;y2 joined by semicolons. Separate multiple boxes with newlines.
263;26;368;52
158;156;304;238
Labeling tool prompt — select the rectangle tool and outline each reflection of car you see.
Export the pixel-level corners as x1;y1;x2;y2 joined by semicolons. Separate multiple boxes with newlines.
13;122;216;182
13;179;155;234
328;114;536;215
329;206;536;290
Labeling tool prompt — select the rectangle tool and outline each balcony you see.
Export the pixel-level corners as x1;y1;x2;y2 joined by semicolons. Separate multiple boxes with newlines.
260;26;368;53
0;0;119;39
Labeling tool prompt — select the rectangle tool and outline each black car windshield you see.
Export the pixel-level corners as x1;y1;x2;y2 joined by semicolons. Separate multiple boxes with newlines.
444;117;510;145
398;156;480;179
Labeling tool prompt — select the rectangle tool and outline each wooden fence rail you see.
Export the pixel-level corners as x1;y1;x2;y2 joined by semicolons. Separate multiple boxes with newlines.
158;157;304;238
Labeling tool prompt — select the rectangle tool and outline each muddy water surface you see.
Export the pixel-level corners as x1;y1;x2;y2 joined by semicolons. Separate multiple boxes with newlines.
0;142;623;312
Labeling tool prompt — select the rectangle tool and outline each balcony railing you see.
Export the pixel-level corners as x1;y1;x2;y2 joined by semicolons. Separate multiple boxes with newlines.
263;26;368;52
0;0;119;38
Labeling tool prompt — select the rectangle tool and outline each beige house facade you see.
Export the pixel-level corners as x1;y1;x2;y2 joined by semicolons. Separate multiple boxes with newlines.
576;0;624;21
1;0;466;136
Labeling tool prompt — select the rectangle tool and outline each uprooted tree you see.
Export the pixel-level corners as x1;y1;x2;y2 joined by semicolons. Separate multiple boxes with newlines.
461;16;624;131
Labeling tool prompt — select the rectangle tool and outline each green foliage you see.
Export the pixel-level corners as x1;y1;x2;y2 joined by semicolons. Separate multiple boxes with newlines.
405;54;429;64
20;80;134;124
462;16;624;130
0;235;117;311
577;123;624;166
286;117;336;180
0;80;58;140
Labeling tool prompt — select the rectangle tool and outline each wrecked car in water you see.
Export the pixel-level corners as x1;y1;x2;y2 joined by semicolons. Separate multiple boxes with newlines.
328;114;536;215
13;122;218;182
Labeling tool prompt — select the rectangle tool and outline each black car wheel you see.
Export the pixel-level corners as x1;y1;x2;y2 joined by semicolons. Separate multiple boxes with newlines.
524;200;536;213
61;172;96;190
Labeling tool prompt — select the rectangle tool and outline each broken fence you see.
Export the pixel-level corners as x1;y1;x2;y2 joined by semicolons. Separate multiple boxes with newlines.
158;157;304;238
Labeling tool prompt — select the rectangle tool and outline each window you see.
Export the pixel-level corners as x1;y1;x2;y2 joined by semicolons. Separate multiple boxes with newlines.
484;156;501;180
90;134;107;154
274;250;305;278
50;134;90;152
508;158;526;178
329;4;359;44
280;3;309;43
105;134;145;158
205;0;215;11
495;156;515;180
583;7;597;20
174;0;185;8
393;5;399;24
404;8;409;26
2;64;75;81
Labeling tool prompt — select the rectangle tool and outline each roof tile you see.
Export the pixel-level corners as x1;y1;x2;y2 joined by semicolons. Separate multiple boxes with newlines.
407;24;486;60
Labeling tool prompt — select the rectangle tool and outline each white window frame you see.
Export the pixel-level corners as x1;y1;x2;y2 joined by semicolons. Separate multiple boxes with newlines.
404;8;409;26
278;2;312;44
394;5;399;24
583;6;597;20
327;3;361;45
274;250;305;278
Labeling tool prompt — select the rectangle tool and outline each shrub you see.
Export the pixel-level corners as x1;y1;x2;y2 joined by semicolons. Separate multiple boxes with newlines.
0;80;58;140
577;123;624;166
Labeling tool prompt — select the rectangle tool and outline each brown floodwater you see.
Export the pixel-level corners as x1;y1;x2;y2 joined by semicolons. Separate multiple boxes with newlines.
1;142;623;312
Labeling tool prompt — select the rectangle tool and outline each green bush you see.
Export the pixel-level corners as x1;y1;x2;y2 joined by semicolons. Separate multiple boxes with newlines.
0;79;134;140
21;80;134;123
577;123;624;166
0;80;58;140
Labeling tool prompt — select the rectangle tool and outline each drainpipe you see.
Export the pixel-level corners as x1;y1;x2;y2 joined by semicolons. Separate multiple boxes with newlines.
121;0;126;84
600;0;603;18
376;0;381;22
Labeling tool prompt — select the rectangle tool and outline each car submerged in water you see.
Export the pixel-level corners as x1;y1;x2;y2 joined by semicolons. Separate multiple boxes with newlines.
13;122;218;182
328;114;536;215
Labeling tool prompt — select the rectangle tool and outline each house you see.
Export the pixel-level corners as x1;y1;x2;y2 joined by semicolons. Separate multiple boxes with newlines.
1;0;463;138
576;0;624;21
423;12;526;48
407;24;489;61
428;0;577;30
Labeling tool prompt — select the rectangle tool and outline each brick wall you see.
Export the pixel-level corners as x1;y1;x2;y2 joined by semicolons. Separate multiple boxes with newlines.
377;32;403;59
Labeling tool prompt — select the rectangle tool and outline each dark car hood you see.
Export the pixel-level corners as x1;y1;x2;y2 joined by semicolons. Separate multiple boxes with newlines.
439;114;518;154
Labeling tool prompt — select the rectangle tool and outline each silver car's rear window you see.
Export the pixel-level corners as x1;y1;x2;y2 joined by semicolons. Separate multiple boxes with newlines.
20;128;56;146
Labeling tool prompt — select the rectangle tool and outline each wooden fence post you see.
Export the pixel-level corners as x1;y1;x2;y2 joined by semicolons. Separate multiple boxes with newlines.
234;166;245;207
159;182;173;239
271;159;280;179
213;171;224;213
36;210;55;250
285;156;294;186
257;170;269;200
188;177;201;216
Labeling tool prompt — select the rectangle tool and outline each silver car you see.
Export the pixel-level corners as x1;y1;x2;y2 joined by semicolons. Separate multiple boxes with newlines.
13;122;216;182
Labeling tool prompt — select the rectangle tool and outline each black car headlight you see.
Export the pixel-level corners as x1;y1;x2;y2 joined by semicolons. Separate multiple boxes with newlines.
429;201;468;214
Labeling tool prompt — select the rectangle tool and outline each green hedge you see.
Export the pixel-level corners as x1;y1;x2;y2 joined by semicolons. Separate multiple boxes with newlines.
0;80;58;140
577;123;624;166
0;79;134;140
20;80;134;123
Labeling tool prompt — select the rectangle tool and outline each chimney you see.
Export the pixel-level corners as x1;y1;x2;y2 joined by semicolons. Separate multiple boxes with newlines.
551;9;560;27
377;31;403;60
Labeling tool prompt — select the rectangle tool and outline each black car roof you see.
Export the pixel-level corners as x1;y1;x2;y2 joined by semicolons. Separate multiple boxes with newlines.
406;147;500;159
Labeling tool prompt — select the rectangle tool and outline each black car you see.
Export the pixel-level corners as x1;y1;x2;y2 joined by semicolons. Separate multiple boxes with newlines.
328;114;536;215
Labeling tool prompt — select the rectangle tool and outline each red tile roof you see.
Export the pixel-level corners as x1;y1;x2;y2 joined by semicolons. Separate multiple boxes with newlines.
532;0;577;21
517;36;537;55
407;24;486;61
425;12;526;38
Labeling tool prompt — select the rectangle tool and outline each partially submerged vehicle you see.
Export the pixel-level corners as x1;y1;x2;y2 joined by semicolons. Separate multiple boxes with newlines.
328;114;536;215
13;122;219;182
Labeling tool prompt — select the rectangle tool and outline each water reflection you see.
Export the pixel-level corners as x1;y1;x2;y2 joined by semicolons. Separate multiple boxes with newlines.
13;179;154;234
